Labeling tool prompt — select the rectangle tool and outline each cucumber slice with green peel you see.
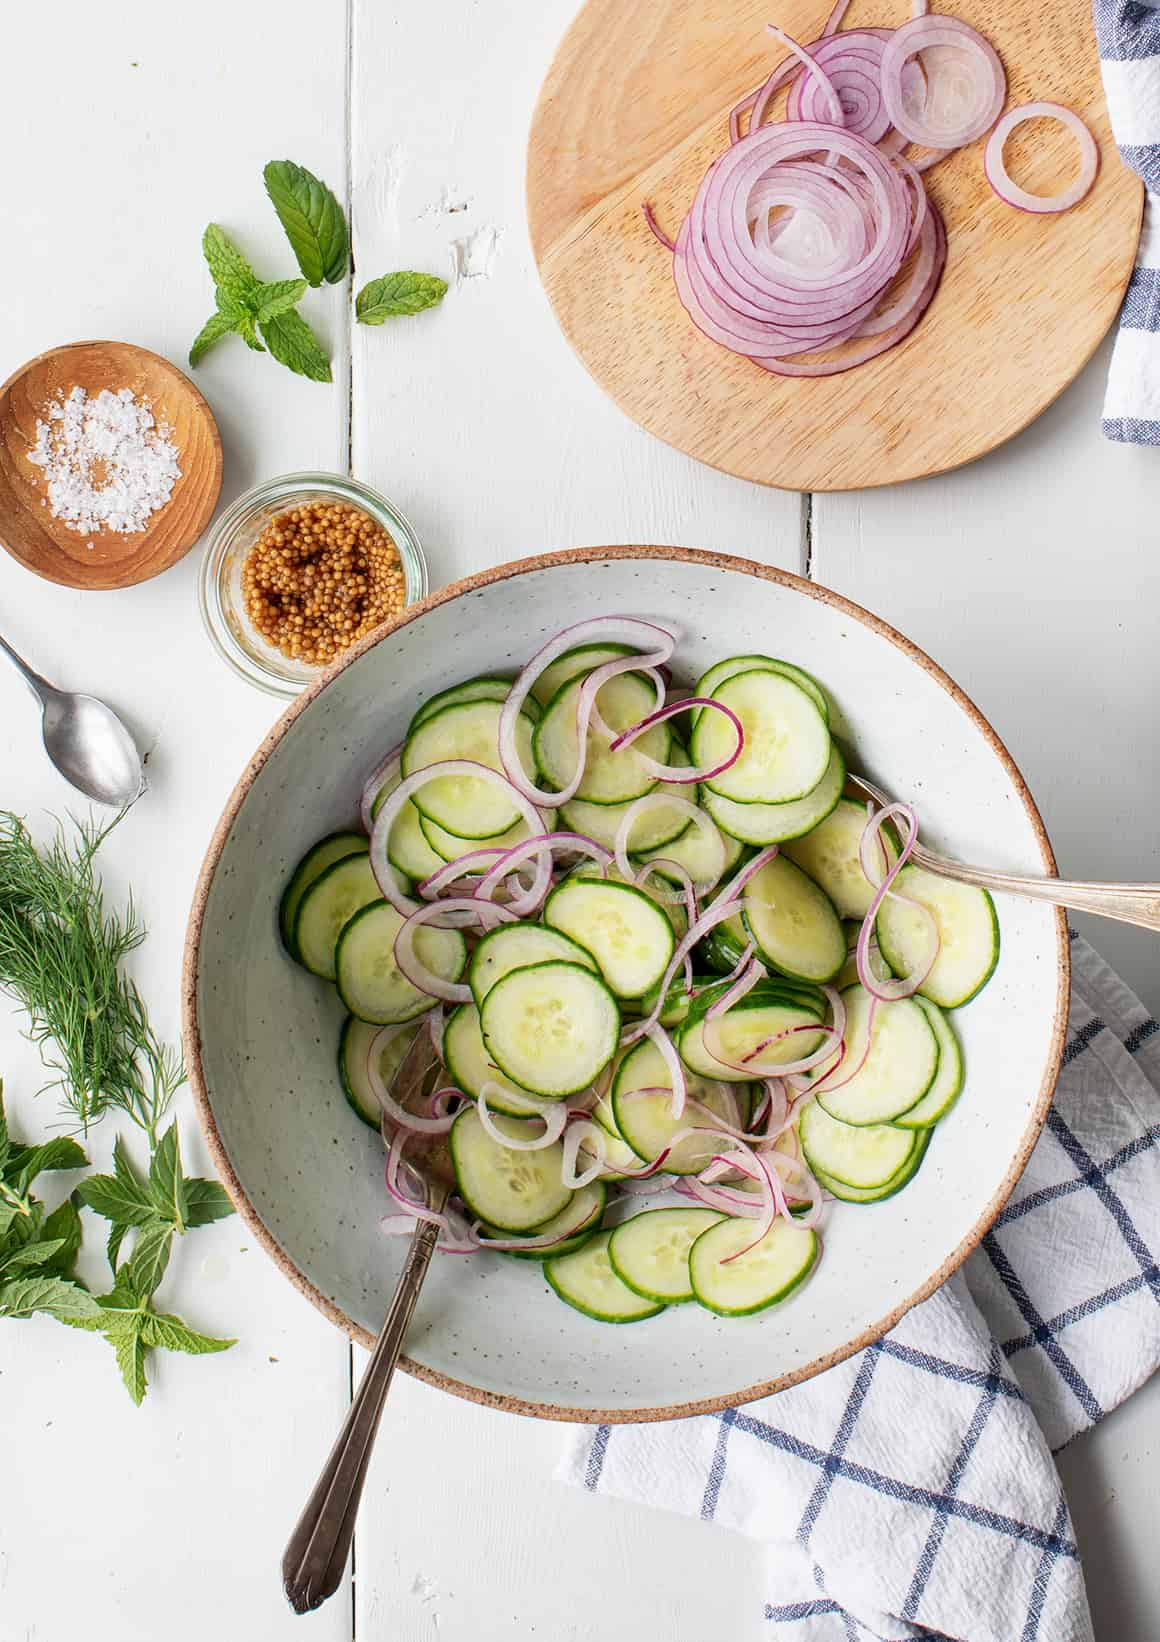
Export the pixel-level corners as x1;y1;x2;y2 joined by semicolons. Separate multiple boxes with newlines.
387;800;446;881
469;921;598;1010
560;743;695;852
876;866;1000;1009
612;1038;741;1172
783;797;898;920
609;1207;724;1303
701;743;845;845
281;832;366;959
638;973;701;1029
740;854;846;984
409;674;514;731
529;642;638;708
418;807;557;866
336;899;467;1025
582;1127;646;1180
295;853;382;980
442;1003;555;1116
402;700;537;839
815;1132;932;1203
480;1181;607;1260
799;1098;917;1187
678;986;827;1082
835;921;894;990
338;1016;418;1128
697;912;750;976
811;985;938;1125
689;1215;818;1317
449;1106;572;1231
692;655;830;728
544;876;675;999
545;1229;666;1323
892;998;963;1128
534;671;670;805
635;807;741;891
694;669;830;805
480;960;620;1098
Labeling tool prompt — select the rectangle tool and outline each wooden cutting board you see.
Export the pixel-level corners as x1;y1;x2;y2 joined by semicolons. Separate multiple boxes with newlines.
527;0;1142;492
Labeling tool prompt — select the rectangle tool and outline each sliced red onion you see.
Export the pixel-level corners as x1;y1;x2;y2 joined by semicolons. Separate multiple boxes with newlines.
764;23;845;127
705;955;765;1021
880;16;1006;149
620;898;744;1046
609;697;743;783
395;897;515;1004
855;802;939;1001
380;1209;478;1254
419;848;510;900
642;1021;688;1118
643;200;676;250
384;1131;448;1229
785;31;890;143
712;844;780;909
371;1032;462;1134
984;102;1098;215
631;856;699;920
473;831;612;919
360;743;401;835
562;1120;615;1188
477;1084;568;1151
475;1210;601;1252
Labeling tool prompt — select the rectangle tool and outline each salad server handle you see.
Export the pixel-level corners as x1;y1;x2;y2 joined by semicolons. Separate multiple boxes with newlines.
909;849;1160;934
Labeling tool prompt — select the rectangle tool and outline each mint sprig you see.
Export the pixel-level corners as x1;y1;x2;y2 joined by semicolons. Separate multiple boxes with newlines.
263;161;348;287
189;226;327;378
356;271;448;324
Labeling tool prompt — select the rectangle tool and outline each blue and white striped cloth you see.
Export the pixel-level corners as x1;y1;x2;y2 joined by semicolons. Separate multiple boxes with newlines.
560;936;1160;1641
1098;0;1160;443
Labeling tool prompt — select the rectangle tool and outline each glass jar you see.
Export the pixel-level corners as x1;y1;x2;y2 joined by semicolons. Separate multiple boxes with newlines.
198;472;427;697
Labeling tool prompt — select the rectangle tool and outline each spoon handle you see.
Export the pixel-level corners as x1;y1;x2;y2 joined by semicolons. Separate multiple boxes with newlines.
0;630;51;702
909;846;1160;933
282;1208;442;1614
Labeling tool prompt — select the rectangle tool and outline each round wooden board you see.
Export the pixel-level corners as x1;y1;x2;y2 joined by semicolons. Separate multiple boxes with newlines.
527;0;1143;492
0;340;223;589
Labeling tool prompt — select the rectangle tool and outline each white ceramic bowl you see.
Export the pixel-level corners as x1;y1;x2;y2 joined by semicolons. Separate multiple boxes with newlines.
183;547;1069;1422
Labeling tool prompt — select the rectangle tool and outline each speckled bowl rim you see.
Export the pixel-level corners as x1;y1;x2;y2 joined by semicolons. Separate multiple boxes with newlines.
182;544;1070;1424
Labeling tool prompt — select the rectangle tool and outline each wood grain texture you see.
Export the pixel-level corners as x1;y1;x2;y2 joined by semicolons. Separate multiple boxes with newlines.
0;340;222;589
528;0;1144;491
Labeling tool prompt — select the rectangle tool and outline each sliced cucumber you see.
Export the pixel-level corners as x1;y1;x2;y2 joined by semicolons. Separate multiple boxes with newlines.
608;1207;724;1303
480;961;619;1098
741;854;846;984
387;800;446;882
612;1038;741;1173
419;806;556;866
480;1181;606;1259
679;985;826;1082
403;699;536;839
815;1132;932;1203
410;674;513;731
335;899;466;1024
811;985;938;1125
543;875;674;1000
892;997;963;1128
876;866;1000;1009
694;669;830;805
799;1098;917;1187
638;973;699;1029
560;743;694;851
450;1106;573;1231
783;796;898;919
470;921;598;1009
530;642;637;709
635;808;741;892
693;655;830;727
689;1215;818;1317
295;853;382;980
534;671;669;804
281;833;366;959
701;743;845;845
443;1003;550;1116
697;911;750;976
545;1228;666;1323
338;1016;418;1128
835;921;894;990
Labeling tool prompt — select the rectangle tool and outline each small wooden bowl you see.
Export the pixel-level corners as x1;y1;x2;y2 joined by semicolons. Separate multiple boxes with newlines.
0;340;223;590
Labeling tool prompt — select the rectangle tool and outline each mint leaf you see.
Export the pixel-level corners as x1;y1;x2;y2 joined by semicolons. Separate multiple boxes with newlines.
5;1136;87;1194
0;1275;100;1322
128;1221;172;1298
0;1237;66;1274
263;161;349;287
39;1198;82;1276
110;1319;148;1405
107;1220;128;1272
356;271;448;325
113;1133;146;1198
183;1178;235;1227
260;309;332;382
142;1311;235;1356
254;278;308;322
77;1173;153;1228
202;224;261;303
149;1123;188;1231
189;310;236;367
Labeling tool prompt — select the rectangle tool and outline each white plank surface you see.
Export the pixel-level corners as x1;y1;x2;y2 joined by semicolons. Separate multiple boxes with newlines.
0;1;1156;1639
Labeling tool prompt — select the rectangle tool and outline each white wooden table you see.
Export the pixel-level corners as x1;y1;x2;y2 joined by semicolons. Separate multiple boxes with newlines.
2;4;1157;1639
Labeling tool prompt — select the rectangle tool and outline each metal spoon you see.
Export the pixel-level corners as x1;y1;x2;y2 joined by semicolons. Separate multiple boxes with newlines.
847;771;1160;933
0;630;145;807
283;1031;449;1614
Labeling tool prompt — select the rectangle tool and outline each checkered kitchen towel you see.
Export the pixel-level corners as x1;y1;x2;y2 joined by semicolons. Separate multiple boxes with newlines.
1098;0;1160;443
560;935;1160;1641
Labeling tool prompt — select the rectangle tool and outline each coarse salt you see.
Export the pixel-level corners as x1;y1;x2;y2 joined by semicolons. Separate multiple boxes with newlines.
27;386;181;535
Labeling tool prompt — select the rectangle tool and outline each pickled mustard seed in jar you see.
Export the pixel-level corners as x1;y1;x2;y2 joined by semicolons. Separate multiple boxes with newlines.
241;500;406;666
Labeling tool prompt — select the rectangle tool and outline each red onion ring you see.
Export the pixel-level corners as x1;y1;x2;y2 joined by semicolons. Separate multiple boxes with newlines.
855;802;939;1001
609;696;743;782
984;102;1098;215
394;897;515;1004
477;1085;568;1151
879;16;1006;150
360;743;401;834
